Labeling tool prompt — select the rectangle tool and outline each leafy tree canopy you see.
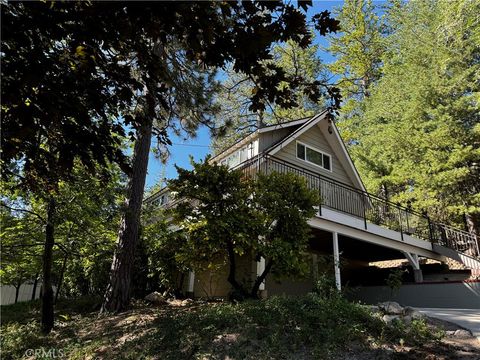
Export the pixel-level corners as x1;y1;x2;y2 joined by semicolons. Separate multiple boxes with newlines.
1;1;340;191
0;163;124;298
212;37;331;153
168;158;318;298
327;0;386;144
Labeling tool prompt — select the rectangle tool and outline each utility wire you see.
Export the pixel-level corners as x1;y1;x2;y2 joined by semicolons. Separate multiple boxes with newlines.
171;143;210;148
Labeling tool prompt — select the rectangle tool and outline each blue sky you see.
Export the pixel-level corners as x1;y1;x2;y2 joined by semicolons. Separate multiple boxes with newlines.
145;1;346;191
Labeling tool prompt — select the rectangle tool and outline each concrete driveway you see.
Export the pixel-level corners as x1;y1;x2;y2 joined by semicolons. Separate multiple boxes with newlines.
416;308;480;340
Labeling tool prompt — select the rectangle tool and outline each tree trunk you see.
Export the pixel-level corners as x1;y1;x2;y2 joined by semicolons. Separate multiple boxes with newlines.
381;183;389;202
31;272;39;301
14;282;21;304
226;240;247;297
101;105;154;313
250;259;273;298
465;213;480;253
177;272;185;298
55;253;68;304
41;196;55;334
465;213;479;237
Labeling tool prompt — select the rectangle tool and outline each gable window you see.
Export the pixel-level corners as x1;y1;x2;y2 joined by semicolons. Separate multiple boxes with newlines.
296;142;332;171
219;141;257;169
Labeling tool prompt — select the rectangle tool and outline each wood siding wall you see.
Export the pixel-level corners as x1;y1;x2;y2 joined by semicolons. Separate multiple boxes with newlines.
272;125;354;186
192;254;256;298
259;127;299;153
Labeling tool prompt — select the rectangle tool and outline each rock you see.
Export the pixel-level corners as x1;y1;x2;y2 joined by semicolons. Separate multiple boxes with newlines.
166;298;194;306
403;307;425;319
382;314;401;324
213;333;239;344
167;299;182;306
378;301;403;315
403;306;415;315
453;329;471;337
446;329;471;338
181;298;193;306
144;291;166;304
368;305;382;314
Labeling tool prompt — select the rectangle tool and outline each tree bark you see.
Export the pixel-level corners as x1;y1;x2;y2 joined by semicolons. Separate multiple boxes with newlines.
31;272;39;301
177;272;185;298
41;196;55;334
465;213;479;237
226;240;247;297
465;213;480;253
250;259;273;298
101;102;154;313
14;281;21;304
55;253;68;304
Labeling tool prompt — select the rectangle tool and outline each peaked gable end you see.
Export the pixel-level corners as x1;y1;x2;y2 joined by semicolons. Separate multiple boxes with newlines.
266;112;367;192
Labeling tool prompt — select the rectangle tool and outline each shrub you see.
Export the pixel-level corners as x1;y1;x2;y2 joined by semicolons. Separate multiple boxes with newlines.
312;273;340;300
0;322;52;360
382;317;444;346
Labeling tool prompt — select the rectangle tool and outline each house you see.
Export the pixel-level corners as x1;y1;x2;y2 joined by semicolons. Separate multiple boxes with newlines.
146;111;480;303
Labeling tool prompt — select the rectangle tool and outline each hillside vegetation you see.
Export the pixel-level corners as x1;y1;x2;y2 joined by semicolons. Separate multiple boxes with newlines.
1;293;452;360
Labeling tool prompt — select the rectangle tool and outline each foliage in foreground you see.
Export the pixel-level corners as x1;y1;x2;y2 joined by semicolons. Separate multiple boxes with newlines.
169;158;319;298
0;294;443;360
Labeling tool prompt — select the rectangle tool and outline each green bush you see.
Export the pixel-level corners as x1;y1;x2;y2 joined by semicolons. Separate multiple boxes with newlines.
382;317;444;346
312;274;340;300
0;300;41;325
0;322;53;360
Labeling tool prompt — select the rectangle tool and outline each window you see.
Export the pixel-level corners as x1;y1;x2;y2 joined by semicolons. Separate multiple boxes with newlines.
239;147;248;162
219;141;258;169
296;142;332;171
160;194;169;205
221;151;240;168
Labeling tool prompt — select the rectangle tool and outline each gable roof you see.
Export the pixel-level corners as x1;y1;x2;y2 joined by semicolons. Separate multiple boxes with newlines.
146;111;368;202
258;117;310;133
209;116;310;163
266;111;367;193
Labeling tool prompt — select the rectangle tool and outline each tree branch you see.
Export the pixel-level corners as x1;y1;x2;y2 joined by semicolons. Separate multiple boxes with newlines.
0;202;46;223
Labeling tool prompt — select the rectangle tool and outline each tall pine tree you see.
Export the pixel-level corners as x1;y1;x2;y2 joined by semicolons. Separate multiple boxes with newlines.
343;0;480;232
212;39;328;153
328;0;385;140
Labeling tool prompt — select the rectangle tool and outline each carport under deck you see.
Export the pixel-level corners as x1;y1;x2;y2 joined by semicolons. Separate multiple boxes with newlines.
245;155;480;295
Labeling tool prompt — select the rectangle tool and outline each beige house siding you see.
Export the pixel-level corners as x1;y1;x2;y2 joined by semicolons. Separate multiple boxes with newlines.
259;128;296;153
272;124;354;187
192;253;256;298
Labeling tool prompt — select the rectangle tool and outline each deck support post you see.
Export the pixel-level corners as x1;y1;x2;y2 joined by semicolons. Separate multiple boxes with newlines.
402;252;423;283
256;257;266;291
333;232;341;290
187;270;195;298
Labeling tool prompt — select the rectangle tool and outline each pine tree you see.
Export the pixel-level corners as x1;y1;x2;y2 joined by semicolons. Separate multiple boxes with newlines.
212;39;328;153
328;0;385;139
354;0;480;231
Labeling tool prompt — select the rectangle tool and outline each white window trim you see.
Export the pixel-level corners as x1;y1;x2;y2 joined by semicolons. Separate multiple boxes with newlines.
296;141;333;172
218;140;258;169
